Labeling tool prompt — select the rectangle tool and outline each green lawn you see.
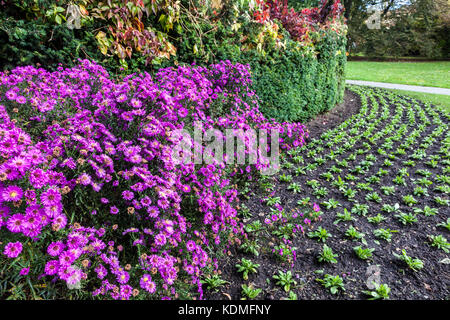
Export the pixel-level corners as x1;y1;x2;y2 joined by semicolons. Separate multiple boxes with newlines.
346;61;450;88
387;89;450;113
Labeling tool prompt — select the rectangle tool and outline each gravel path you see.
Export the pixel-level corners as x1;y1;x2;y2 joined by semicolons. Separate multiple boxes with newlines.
346;80;450;95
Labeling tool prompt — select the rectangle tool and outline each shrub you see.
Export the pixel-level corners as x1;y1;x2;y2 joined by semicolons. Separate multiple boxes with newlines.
249;30;346;122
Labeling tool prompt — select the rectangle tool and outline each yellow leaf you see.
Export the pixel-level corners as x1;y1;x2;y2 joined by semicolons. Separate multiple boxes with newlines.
95;31;109;55
116;44;126;59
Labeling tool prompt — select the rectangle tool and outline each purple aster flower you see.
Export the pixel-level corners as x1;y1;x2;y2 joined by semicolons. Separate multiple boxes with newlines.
122;190;134;201
157;198;169;210
59;251;76;267
95;264;108;279
22;213;41;230
33;171;52;190
313;203;321;212
3;241;23;258
66;268;83;287
101;197;109;204
140;196;151;207
40;187;61;206
6;214;25;233
44;203;63;218
184;265;195;275
178;107;188;118
2;185;23;202
130;98;142;108
142;279;156;294
147;206;159;218
67;233;88;249
44;260;59;275
185;240;196;252
78;173;92;186
5;90;17;100
20;267;30;276
52;214;67;230
47;241;65;257
140;274;152;288
120;284;133;300
154;233;167;246
117;271;130;284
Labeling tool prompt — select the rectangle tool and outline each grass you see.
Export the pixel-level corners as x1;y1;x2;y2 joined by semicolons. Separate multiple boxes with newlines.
346;61;450;89
386;89;450;113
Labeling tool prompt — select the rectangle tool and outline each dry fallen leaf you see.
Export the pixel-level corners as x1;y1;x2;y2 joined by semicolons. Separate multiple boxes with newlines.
222;292;232;300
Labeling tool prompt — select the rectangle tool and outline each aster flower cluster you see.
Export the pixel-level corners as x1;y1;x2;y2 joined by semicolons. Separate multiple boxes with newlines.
0;60;307;299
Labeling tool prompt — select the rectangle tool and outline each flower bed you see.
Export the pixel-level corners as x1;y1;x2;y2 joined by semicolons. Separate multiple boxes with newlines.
0;59;308;299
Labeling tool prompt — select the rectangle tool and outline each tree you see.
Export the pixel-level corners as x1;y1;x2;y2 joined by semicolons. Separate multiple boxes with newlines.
343;0;450;58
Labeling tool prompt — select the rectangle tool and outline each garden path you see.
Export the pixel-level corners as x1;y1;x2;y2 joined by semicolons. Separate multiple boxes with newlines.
346;80;450;95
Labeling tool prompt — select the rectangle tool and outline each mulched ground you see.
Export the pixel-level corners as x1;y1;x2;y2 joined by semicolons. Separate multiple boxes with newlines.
204;87;450;300
305;89;361;139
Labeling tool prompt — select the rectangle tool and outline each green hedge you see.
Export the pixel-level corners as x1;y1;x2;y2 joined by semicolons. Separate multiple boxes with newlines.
249;32;347;123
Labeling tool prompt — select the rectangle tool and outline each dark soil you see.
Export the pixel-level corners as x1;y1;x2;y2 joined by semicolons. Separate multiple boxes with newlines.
306;89;361;139
204;87;450;300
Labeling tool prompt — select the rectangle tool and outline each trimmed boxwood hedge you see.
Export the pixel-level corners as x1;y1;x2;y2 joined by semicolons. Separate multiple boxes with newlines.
250;31;346;123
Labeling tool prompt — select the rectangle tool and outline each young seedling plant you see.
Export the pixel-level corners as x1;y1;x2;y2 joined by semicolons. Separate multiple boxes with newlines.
345;226;365;242
414;206;438;217
354;246;375;260
308;226;331;243
316;274;345;295
334;208;355;225
393;249;424;272
273;270;297;292
367;213;386;225
428;235;450;253
241;284;262;300
236;258;260;280
395;212;418;225
201;274;229;292
318;244;338;264
240;239;261;257
373;228;398;242
437;218;450;231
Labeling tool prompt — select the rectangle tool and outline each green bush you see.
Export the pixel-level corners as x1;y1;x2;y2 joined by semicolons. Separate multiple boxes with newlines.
249;32;346;122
